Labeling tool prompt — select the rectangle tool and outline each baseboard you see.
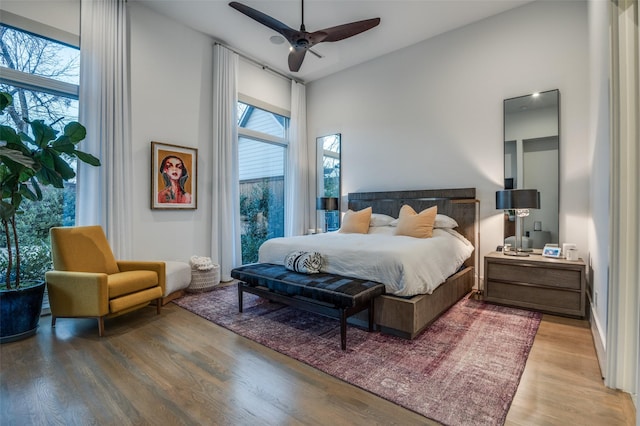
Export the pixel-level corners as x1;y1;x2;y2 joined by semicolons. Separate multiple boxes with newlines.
588;294;607;379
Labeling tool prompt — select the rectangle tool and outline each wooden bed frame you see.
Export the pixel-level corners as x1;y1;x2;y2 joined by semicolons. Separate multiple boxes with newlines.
347;188;478;339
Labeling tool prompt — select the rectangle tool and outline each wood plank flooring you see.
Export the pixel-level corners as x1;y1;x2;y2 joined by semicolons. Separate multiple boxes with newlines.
1;296;635;425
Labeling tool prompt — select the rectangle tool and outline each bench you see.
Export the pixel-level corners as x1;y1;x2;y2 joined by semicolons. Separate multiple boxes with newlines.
230;263;386;350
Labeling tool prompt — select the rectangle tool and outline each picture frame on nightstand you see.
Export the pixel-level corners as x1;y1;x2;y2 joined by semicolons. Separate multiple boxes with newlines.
542;245;562;258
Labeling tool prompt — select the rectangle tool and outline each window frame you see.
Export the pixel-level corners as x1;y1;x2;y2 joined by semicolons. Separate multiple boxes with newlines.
0;11;79;99
238;94;290;146
237;96;290;264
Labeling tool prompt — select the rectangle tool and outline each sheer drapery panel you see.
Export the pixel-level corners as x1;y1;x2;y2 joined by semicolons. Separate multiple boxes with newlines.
77;0;132;258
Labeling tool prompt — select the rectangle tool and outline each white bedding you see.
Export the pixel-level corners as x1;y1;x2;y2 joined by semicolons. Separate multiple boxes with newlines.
258;227;474;297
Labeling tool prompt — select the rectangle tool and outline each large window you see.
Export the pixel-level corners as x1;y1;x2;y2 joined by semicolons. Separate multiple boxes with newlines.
0;23;80;290
237;101;288;264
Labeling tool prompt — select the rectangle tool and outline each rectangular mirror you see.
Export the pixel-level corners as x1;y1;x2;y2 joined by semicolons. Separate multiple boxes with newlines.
503;89;559;249
316;134;341;232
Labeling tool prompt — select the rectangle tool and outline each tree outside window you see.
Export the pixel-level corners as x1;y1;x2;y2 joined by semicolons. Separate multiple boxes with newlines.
238;102;288;264
0;24;80;287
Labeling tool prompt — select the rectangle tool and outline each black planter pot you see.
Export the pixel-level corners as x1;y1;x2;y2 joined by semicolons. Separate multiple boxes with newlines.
0;281;46;343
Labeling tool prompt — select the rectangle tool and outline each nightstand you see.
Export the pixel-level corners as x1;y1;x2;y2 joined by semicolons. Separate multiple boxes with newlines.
484;251;586;318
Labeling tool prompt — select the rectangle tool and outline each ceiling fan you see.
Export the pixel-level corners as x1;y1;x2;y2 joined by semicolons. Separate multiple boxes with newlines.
229;1;381;72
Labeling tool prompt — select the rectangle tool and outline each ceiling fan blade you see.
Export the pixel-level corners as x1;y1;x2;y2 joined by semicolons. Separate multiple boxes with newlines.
315;18;381;43
229;2;298;40
230;1;379;73
288;47;307;72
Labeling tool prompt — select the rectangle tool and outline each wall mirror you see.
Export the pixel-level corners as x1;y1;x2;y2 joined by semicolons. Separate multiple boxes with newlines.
503;89;559;249
316;134;341;232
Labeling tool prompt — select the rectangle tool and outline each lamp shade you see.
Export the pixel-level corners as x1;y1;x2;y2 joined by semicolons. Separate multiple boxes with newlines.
496;189;540;210
316;197;339;211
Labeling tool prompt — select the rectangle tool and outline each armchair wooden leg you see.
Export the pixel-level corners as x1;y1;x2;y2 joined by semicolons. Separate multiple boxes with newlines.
51;316;57;328
156;298;162;314
98;317;105;337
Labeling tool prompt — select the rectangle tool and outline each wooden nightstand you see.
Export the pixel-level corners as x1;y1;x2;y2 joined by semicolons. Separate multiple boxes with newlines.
484;251;586;318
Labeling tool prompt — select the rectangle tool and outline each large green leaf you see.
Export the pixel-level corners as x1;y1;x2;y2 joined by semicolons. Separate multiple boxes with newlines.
35;149;55;171
0;92;12;112
64;122;86;143
0;124;22;146
0;147;36;169
28;119;58;148
52;136;76;154
0;200;16;221
18;182;39;202
35;165;64;188
75;150;101;167
51;153;76;180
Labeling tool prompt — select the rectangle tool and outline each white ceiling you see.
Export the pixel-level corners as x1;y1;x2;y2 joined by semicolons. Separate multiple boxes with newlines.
132;0;534;82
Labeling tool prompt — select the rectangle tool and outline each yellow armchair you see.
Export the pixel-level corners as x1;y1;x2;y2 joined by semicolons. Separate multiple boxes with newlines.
45;226;165;336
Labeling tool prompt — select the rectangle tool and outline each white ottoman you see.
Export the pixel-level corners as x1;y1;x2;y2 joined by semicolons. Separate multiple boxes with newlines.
162;261;192;304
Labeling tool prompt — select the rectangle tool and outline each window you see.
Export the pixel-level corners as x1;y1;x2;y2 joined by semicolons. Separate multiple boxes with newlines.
0;23;80;300
237;101;289;264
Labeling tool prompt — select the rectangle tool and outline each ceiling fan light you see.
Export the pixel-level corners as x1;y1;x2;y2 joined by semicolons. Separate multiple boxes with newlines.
270;35;285;45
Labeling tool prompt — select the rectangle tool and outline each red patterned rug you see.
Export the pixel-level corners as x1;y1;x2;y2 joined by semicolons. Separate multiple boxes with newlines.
174;284;541;426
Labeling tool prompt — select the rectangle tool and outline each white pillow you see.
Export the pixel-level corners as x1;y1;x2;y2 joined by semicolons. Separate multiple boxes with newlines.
389;213;458;229
369;213;396;227
435;214;459;229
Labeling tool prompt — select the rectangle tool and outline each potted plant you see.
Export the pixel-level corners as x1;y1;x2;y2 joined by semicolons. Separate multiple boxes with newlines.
0;91;100;343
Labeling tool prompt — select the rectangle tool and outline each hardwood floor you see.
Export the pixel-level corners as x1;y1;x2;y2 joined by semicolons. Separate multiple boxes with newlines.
1;297;635;425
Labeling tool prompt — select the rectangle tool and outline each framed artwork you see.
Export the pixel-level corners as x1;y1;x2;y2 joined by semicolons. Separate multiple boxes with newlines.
151;141;197;210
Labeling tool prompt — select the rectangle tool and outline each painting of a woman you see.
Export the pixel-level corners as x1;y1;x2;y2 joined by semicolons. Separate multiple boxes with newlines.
157;155;192;204
151;142;197;209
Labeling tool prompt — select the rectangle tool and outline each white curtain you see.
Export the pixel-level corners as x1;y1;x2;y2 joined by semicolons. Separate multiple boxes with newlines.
77;0;132;259
285;80;310;236
212;45;241;281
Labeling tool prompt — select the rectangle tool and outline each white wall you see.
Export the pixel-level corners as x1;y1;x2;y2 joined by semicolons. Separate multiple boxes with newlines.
307;0;590;282
128;4;291;264
0;0;79;35
128;3;214;263
587;0;611;376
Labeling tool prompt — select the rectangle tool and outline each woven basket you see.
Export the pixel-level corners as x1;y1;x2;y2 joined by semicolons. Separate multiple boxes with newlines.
186;264;220;293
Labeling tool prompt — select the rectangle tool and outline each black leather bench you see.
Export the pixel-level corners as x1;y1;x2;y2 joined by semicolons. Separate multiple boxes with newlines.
231;263;386;350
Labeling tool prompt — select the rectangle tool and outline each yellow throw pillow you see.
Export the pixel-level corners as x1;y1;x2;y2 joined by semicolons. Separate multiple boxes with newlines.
339;207;372;234
395;205;437;238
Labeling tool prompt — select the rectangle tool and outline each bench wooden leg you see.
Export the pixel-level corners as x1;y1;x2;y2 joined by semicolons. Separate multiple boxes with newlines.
238;282;244;313
368;298;375;332
340;308;347;351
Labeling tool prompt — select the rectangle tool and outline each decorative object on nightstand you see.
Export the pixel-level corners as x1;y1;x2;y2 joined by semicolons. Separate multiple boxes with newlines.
496;189;540;257
542;244;562;258
316;197;339;232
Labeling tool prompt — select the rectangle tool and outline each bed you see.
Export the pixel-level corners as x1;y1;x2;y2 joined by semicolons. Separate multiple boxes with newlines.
259;188;478;339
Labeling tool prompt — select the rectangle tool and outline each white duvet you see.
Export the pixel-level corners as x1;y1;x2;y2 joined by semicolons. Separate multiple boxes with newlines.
258;226;474;297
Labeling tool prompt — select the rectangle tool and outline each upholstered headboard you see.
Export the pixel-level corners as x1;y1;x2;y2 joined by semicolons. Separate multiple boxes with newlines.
348;188;478;268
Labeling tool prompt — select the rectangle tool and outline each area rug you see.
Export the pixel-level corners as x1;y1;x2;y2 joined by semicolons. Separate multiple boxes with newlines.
174;285;541;426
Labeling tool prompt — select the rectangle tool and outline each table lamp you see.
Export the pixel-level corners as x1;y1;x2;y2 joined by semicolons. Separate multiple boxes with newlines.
496;189;540;257
316;197;339;232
